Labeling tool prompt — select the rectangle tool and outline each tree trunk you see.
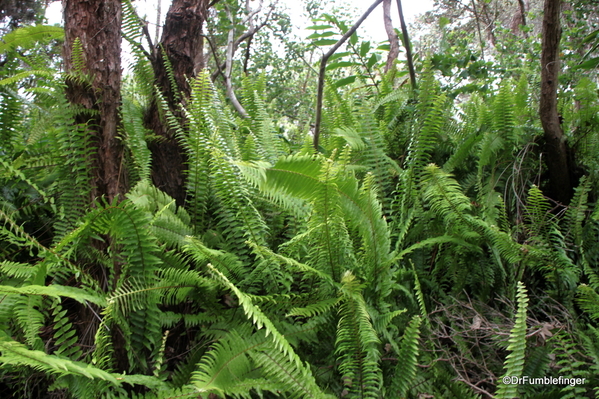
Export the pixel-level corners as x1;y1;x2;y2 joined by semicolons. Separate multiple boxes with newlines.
145;0;210;206
382;0;399;73
539;0;572;204
62;0;128;372
63;0;126;202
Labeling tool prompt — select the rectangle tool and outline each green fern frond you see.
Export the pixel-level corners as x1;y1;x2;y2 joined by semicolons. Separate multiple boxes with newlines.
159;46;180;102
49;301;82;359
405;93;447;174
577;284;599;320
0;284;106;306
389;314;422;397
0;70;54;86
0;332;118;384
336;271;382;398
240;78;283;162
127;180;192;248
526;184;552;239
492;81;517;145
565;176;591;247
192;328;328;398
0;260;38;280
496;281;529;399
194;265;327;397
421;163;474;232
70;37;86;76
0;25;64;55
203;262;307;370
184;237;249;285
287;297;339;318
121;98;153;184
210;146;269;259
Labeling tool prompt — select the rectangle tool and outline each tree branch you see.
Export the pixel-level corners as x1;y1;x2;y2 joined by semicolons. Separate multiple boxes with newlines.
396;0;417;91
313;0;384;150
225;6;249;118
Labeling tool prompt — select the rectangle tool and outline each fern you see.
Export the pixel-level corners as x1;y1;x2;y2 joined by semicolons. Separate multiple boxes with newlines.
0;25;64;55
335;271;382;398
389;314;422;397
496;281;529;399
0;331;118;384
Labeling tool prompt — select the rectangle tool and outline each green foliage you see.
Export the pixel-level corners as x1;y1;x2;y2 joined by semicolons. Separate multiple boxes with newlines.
496;281;529;399
2;5;599;397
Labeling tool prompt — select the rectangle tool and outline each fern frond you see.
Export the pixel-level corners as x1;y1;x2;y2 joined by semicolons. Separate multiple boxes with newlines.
0;332;118;384
0;25;64;55
496;281;529;399
577;284;599;321
190;268;327;397
565;176;591;247
389;314;422;397
335;271;382;398
0;284;106;306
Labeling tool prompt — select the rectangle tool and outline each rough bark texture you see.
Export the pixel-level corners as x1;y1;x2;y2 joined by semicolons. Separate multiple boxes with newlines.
382;0;399;73
63;0;126;202
540;0;572;204
145;0;209;206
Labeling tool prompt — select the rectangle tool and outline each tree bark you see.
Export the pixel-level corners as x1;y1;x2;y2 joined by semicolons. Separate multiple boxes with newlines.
540;0;572;204
396;0;417;90
145;0;210;206
382;0;400;73
63;0;126;202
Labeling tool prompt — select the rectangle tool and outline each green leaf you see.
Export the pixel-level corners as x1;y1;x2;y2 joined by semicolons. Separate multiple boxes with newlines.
306;24;334;30
575;57;599;70
326;61;357;71
333;75;357;88
329;51;352;62
306;31;336;40
312;39;338;47
360;41;371;58
439;16;451;29
367;53;379;69
581;28;599;44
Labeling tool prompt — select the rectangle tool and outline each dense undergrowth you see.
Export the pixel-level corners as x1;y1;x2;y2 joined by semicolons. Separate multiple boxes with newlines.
1;5;599;399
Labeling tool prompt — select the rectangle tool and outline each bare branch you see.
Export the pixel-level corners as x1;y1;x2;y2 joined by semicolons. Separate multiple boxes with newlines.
396;0;417;90
224;6;249;118
313;0;385;150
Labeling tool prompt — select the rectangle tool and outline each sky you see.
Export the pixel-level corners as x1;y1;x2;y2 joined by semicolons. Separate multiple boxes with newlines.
45;0;434;43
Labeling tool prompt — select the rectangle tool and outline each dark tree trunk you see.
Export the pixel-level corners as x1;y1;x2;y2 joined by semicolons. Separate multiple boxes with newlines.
62;0;128;372
145;0;210;206
540;0;572;204
63;0;126;202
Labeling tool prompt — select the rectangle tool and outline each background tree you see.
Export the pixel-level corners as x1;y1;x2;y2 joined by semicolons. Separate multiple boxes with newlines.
539;0;571;204
63;0;126;201
144;0;211;206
